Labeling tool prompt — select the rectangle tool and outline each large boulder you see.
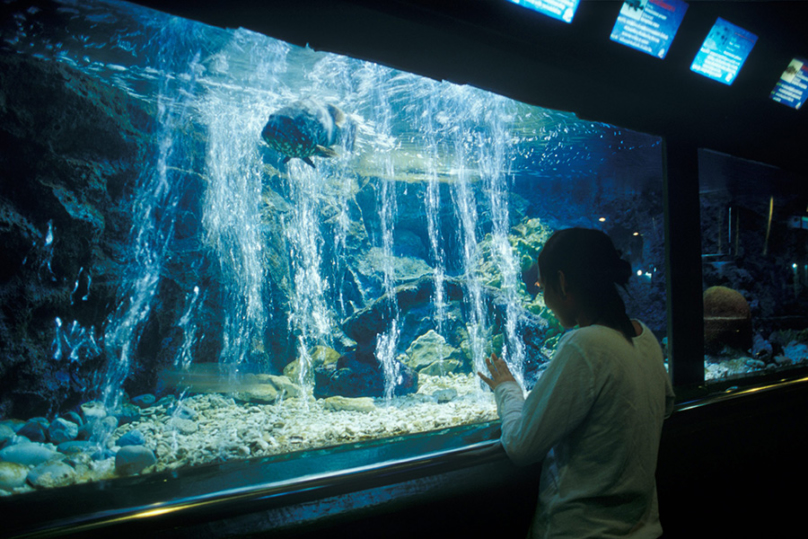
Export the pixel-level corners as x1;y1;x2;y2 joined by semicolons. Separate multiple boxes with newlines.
703;286;752;353
404;330;463;374
313;346;417;399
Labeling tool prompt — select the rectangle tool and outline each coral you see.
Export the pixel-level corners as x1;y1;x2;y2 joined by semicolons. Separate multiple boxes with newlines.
703;286;752;354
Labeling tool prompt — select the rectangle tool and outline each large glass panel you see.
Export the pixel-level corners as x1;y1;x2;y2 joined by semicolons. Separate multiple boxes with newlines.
700;149;808;381
0;0;665;497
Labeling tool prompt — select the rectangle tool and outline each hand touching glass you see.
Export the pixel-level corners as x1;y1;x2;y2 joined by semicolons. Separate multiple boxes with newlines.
477;352;516;390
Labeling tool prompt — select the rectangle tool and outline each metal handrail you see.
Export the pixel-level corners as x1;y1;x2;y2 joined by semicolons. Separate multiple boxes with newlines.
10;436;504;538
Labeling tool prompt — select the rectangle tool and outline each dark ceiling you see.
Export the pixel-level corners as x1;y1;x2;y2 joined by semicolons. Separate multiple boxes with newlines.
134;0;808;175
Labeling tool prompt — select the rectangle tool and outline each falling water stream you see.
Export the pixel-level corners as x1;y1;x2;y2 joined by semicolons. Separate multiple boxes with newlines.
102;18;205;413
14;1;534;412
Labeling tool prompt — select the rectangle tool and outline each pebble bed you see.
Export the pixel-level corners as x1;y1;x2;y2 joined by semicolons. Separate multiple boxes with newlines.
7;352;804;497
0;373;498;496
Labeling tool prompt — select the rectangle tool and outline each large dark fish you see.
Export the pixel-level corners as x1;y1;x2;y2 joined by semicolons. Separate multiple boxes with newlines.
261;98;346;168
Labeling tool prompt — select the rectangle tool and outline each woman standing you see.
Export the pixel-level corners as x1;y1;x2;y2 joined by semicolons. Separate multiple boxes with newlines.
479;228;675;539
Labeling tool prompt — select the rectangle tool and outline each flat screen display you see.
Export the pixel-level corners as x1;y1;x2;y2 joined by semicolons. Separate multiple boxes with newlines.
770;58;808;110
690;18;758;85
507;0;580;24
610;0;689;59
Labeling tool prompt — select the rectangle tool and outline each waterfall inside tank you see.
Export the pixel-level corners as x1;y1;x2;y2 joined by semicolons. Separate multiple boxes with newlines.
0;0;666;490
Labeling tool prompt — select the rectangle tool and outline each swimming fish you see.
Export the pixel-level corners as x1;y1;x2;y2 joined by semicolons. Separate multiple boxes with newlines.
261;98;346;168
158;363;264;394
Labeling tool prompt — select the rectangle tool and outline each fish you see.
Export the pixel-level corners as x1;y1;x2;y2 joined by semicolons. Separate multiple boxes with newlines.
158;363;266;394
261;98;347;168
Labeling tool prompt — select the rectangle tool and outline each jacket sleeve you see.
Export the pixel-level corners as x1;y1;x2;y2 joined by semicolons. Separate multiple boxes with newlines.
494;339;596;467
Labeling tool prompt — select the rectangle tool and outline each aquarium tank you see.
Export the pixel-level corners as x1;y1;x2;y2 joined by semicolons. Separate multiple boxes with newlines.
0;0;666;497
699;149;808;381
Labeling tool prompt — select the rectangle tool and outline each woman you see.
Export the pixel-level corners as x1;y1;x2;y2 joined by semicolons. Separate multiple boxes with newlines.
479;228;675;539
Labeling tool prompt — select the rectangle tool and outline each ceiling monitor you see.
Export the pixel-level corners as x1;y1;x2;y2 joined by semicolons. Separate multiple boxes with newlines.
690;17;758;85
506;0;581;24
609;0;689;60
770;58;808;110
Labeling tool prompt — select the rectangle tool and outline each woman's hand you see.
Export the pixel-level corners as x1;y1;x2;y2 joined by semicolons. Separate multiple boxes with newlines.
477;352;516;390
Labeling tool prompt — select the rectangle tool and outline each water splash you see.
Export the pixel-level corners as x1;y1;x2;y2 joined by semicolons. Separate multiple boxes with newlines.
176;285;202;370
481;97;526;388
70;267;92;304
422;88;448;334
284;162;334;395
52;317;101;363
200;30;289;369
446;86;490;380
30;220;58;282
365;63;401;401
102;18;205;412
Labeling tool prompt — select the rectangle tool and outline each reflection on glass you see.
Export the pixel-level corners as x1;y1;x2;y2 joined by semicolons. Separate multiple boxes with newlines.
0;0;664;496
699;150;808;381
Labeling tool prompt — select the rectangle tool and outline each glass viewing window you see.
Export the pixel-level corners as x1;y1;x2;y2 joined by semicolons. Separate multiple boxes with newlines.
0;0;666;503
699;149;808;382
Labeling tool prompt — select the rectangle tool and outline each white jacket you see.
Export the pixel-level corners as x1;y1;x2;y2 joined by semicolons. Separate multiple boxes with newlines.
494;321;675;539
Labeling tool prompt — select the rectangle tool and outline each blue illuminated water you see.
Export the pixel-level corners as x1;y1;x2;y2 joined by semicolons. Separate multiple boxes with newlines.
0;0;666;487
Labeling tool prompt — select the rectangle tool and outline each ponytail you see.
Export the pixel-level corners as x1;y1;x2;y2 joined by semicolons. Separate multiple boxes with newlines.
538;228;635;341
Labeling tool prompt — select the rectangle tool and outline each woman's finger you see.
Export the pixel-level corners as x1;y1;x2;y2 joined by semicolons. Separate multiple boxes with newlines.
477;371;494;389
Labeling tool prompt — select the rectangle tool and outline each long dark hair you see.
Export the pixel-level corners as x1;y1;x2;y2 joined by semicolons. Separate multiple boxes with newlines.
538;228;635;341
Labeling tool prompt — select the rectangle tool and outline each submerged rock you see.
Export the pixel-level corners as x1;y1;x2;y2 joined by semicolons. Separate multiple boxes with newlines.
783;342;808;363
0;53;150;419
0;462;28;491
432;388;458;403
167;418;198;435
17;422;46;444
78;416;118;441
321;396;376;413
0;424;15;447
57;441;95;455
115;446;157;476
284;346;340;382
47;418;79;445
314;346;418;399
111;404;141;426
131;394;156;408
117;430;146;447
80;401;107;423
419;360;462;376
404;330;463;374
0;420;25;433
0;443;61;466
27;461;76;488
233;382;278;405
60;411;84;427
703;286;752;354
